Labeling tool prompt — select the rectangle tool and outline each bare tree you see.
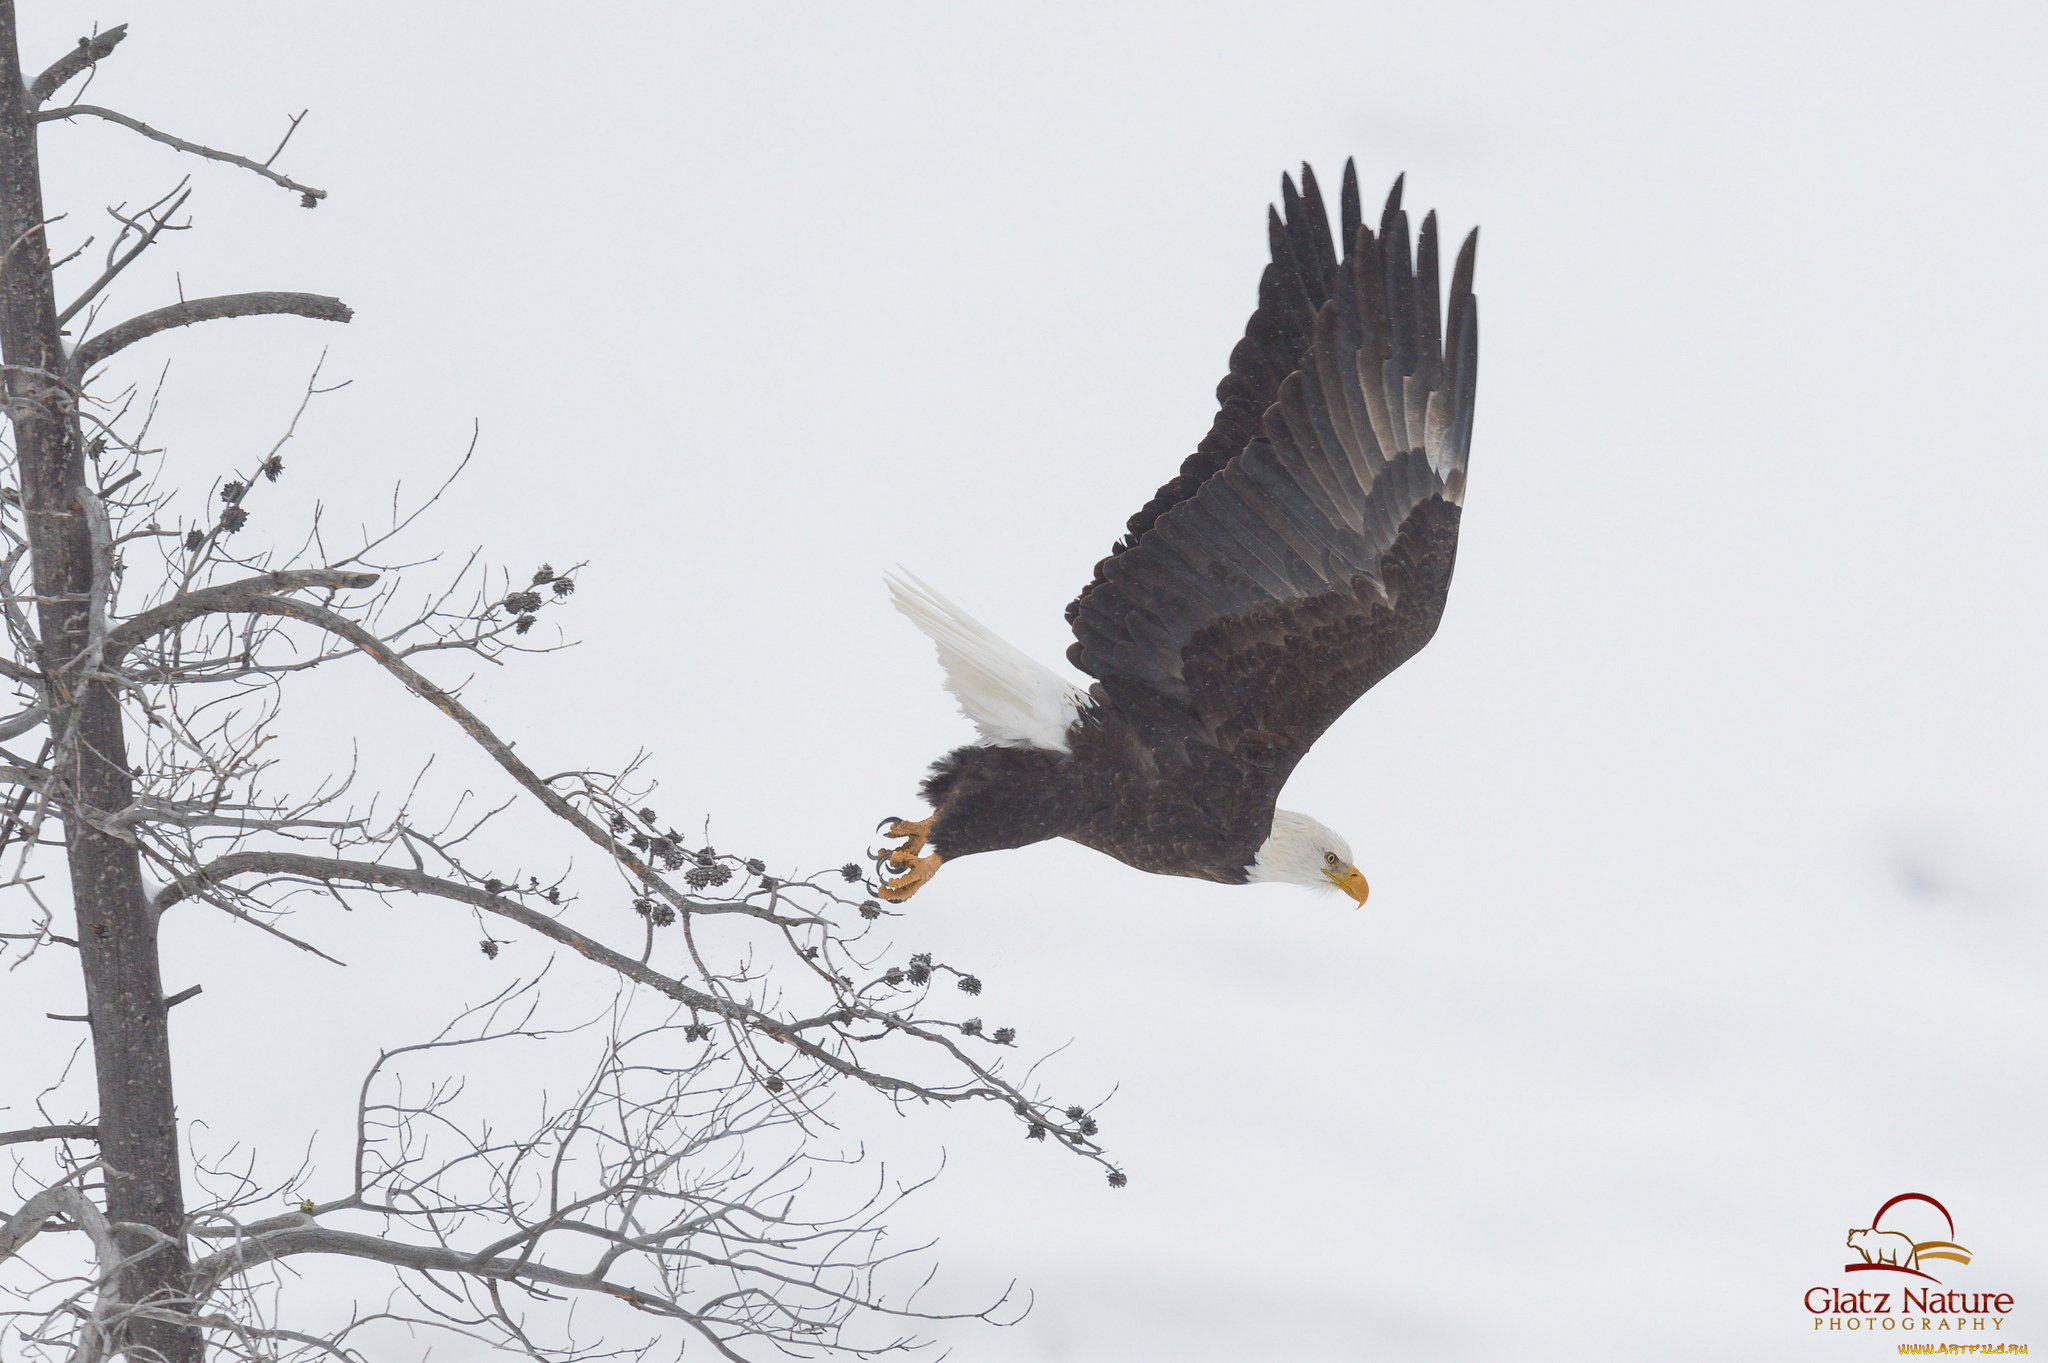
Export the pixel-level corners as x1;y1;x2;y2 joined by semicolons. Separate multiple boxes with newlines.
0;15;1117;1363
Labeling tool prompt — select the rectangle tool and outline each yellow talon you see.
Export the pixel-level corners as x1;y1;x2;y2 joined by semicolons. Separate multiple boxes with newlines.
881;816;930;856
879;851;943;901
875;815;941;901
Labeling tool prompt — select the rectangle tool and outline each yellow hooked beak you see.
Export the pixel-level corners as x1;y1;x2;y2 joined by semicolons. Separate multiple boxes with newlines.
1326;864;1370;907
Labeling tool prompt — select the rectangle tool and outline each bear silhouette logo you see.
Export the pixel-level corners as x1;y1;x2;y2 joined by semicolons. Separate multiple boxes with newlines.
1847;1228;1918;1270
1842;1193;1972;1284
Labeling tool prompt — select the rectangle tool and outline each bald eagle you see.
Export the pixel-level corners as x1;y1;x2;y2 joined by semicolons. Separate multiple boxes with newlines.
879;162;1476;906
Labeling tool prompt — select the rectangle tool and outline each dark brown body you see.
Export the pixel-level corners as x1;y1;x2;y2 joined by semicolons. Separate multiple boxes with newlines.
919;494;1463;881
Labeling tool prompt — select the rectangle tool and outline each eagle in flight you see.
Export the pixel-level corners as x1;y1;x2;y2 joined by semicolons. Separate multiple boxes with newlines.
878;162;1477;905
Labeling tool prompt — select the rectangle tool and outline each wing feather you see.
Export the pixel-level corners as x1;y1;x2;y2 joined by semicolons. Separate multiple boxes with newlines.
1269;375;1357;531
1310;303;1369;477
1220;461;1333;591
1067;165;1352;627
1064;167;1479;790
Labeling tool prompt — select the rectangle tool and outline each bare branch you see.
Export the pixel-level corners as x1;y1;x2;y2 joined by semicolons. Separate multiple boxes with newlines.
155;854;776;1028
0;1162;102;1262
148;845;1099;1158
56;185;190;327
29;26;129;108
34;104;327;202
103;568;378;665
116;585;706;913
0;1122;97;1146
188;1316;366;1363
74;292;352;376
261;110;309;168
247;595;749;923
192;1224;704;1321
0;702;46;739
178;1022;1022;1354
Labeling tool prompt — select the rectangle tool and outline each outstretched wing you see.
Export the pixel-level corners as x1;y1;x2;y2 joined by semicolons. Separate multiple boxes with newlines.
1065;165;1477;785
1099;162;1353;562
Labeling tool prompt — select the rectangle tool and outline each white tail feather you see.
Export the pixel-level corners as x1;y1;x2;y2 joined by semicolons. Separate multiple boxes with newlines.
887;571;1089;754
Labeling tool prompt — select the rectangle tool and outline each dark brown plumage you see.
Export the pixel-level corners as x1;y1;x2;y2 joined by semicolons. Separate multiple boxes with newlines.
880;163;1478;901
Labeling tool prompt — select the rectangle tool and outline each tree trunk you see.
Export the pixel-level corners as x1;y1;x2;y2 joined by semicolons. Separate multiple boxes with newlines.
0;8;198;1361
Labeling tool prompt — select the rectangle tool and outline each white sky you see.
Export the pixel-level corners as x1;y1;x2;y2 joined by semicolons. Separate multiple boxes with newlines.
6;2;2047;1360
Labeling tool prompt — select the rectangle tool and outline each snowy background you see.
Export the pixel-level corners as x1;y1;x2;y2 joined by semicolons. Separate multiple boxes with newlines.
5;1;2047;1359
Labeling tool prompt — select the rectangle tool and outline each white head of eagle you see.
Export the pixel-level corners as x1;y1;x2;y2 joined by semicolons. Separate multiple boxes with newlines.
875;162;1475;907
1246;810;1369;904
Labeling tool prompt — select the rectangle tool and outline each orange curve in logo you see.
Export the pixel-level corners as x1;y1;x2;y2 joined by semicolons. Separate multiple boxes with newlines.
1913;1240;1972;1266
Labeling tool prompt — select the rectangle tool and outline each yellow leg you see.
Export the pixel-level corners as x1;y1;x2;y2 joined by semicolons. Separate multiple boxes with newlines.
874;815;942;901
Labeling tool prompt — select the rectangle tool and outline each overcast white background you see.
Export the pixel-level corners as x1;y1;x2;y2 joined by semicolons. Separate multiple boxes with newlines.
5;2;2046;1359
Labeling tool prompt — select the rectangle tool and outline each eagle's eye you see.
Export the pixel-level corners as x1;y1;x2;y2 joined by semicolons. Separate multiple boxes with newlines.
1325;852;1340;866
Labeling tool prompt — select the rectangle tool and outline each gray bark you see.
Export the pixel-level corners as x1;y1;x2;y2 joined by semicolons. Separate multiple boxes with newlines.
72;292;353;377
0;8;198;1360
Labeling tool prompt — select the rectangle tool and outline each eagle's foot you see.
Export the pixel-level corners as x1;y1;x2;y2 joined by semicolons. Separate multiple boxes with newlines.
874;815;939;900
875;815;932;864
878;850;943;902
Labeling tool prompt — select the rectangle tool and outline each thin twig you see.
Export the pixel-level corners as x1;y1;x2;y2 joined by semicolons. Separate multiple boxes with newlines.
55;187;191;327
35;104;327;202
